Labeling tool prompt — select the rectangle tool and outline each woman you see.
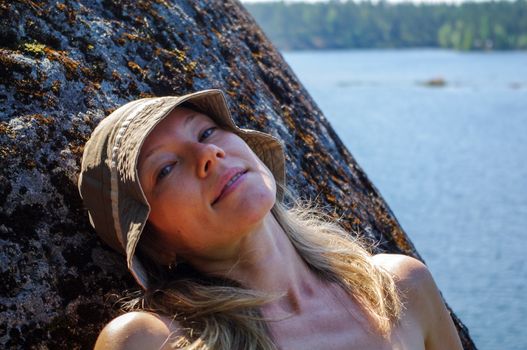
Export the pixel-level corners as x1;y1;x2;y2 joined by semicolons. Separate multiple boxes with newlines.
78;89;463;349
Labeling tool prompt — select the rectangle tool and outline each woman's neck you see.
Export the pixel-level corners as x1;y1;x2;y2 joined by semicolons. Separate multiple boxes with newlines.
188;212;322;312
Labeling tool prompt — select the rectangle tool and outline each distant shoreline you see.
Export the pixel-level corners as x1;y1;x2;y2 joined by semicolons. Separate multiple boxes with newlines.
245;0;527;51
277;47;527;53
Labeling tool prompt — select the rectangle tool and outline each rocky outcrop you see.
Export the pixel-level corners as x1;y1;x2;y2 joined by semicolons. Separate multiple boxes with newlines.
0;0;475;348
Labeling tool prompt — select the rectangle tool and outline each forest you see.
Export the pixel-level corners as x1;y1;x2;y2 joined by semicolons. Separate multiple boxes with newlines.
244;0;527;50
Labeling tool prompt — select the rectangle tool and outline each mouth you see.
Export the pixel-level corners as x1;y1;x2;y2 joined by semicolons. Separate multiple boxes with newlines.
212;169;248;206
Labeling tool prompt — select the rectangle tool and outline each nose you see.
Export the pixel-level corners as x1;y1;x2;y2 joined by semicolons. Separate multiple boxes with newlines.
195;143;225;178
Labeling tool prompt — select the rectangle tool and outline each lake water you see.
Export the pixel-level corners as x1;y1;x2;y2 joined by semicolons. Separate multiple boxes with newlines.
283;49;527;350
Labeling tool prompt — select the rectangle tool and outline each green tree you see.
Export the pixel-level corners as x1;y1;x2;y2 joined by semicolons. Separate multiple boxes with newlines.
244;0;527;51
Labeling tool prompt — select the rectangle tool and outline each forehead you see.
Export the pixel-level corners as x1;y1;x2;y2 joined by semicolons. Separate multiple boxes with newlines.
138;107;213;157
146;106;212;138
153;106;206;131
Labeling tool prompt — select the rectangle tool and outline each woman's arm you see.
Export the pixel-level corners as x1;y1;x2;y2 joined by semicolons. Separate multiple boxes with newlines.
94;311;180;350
373;254;463;350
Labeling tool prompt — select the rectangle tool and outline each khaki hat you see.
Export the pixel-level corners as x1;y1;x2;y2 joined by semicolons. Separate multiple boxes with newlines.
78;89;285;289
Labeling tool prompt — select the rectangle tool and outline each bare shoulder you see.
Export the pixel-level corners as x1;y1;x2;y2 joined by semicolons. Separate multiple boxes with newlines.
371;253;432;293
372;253;439;318
372;253;463;350
94;311;182;350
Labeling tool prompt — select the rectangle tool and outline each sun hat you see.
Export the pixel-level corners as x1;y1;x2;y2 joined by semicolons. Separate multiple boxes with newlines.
78;89;285;289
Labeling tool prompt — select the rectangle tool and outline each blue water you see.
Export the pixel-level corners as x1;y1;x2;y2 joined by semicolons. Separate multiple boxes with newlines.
283;49;527;350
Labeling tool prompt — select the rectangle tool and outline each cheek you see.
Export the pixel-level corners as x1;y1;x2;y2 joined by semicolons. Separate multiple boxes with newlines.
264;165;277;194
147;188;194;233
255;157;277;196
148;207;202;253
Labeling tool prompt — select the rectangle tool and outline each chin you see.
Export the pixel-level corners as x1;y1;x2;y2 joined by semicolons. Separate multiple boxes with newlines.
236;185;276;225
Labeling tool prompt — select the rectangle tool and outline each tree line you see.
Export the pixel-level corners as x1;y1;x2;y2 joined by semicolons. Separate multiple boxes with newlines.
244;0;527;50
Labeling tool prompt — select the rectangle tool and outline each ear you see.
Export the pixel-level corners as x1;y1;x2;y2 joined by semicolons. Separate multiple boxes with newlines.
143;244;177;266
138;224;177;266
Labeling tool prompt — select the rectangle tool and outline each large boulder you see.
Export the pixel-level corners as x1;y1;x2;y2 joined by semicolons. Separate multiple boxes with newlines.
0;0;475;348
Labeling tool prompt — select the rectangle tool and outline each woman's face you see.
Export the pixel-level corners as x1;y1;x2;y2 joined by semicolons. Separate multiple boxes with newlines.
137;106;277;262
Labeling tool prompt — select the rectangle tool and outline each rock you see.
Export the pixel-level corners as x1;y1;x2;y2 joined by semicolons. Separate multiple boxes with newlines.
421;77;447;87
0;0;475;348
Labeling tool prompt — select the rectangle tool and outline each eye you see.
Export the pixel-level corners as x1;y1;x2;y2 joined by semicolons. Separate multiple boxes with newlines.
157;163;175;182
199;127;217;142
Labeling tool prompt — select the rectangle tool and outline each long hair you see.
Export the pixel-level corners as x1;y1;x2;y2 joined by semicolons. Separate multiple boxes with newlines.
124;198;402;349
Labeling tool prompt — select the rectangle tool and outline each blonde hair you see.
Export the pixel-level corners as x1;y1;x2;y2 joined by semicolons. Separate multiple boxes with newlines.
125;198;402;349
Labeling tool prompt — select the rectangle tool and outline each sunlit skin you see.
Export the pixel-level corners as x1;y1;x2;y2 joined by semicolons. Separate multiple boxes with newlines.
136;106;277;268
94;107;464;350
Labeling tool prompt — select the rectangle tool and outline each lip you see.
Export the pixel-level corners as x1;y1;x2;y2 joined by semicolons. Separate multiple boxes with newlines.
212;167;247;206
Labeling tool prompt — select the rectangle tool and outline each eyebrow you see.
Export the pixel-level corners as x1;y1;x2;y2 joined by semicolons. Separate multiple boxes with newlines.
183;113;197;127
139;112;198;170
